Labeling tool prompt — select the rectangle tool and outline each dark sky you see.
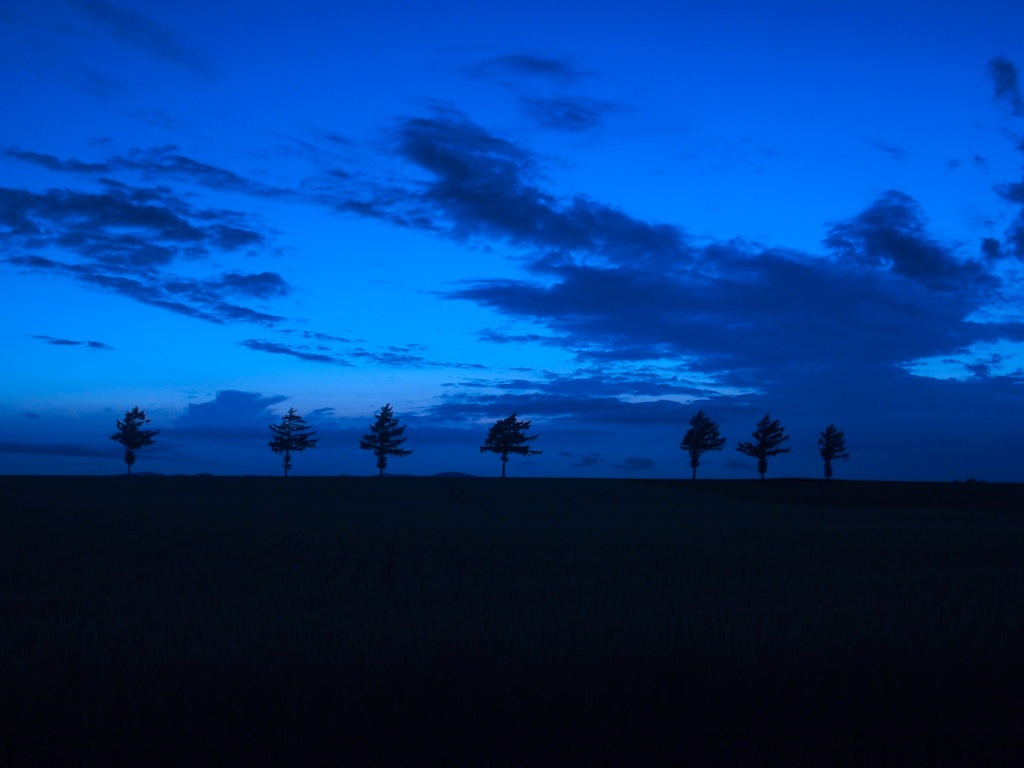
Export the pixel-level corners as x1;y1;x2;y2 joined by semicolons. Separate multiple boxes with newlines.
2;0;1023;479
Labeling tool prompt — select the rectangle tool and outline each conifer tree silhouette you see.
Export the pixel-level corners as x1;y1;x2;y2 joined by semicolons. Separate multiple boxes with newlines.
110;406;159;476
680;409;726;479
360;403;412;477
268;408;318;477
480;413;541;478
736;413;790;480
818;423;849;480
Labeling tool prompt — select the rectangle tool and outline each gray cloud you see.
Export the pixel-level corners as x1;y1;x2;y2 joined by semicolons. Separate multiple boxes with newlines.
823;190;993;291
871;139;908;161
614;456;655;471
304;109;1021;403
7;146;291;198
171;390;289;442
8;256;285;326
0;440;111;457
518;95;619;132
31;334;114;350
989;56;1024;116
239;339;352;366
467;55;590;83
64;0;214;75
381;110;690;268
1;177;288;325
351;345;487;370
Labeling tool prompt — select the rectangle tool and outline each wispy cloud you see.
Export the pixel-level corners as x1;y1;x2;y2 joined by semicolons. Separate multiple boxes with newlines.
0;440;111;457
31;334;114;350
989;56;1024;117
7;146;292;198
518;95;620;132
467;55;591;84
351;345;487;370
63;0;214;75
1;177;288;325
7;256;286;326
614;456;655;472
870;139;908;161
239;339;352;366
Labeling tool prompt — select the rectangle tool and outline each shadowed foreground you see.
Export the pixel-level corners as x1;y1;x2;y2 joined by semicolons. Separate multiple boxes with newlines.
2;477;1022;766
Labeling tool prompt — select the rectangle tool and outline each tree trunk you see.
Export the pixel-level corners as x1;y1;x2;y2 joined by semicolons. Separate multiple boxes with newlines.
691;466;697;481
501;459;506;479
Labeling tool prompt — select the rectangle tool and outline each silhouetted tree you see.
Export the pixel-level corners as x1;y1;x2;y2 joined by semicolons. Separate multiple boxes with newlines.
360;403;412;477
480;412;541;478
818;423;849;480
736;413;790;480
110;407;159;476
268;408;318;477
680;409;726;480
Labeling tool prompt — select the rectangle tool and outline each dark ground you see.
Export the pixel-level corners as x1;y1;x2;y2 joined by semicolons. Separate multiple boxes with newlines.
1;476;1022;766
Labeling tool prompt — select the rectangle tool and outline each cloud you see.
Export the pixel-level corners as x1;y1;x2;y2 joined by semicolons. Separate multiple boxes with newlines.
426;390;689;426
518;95;619;132
614;456;655;471
311;110;1020;397
281;329;355;344
569;451;605;467
31;334;114;350
173;390;288;438
989;56;1024;117
871;139;908;161
64;0;214;75
467;55;590;83
23;413;39;419
351;345;487;370
0;440;111;457
1;179;288;325
7;256;286;326
823;190;993;291
7;146;291;198
213;272;290;299
239;339;352;366
0;181;266;264
372;109;690;268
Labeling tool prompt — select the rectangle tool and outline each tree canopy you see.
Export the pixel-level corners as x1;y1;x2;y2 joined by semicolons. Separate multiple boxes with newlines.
736;413;790;480
360;403;412;477
268;408;318;477
818;423;850;480
680;409;726;479
110;406;159;476
480;412;541;478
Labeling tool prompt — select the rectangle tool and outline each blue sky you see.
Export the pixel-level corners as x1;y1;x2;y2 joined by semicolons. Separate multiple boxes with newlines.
2;0;1023;479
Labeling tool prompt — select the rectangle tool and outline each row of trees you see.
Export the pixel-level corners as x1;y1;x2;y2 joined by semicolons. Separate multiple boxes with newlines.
681;410;849;480
111;405;846;479
111;405;541;478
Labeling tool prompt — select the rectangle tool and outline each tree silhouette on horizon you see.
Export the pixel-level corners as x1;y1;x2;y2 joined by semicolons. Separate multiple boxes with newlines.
360;403;412;477
268;408;318;477
110;406;159;476
736;413;790;480
818;423;849;479
680;409;726;480
480;413;541;478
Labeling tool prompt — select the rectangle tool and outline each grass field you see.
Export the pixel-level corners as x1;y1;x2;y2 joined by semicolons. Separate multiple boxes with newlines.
2;476;1023;766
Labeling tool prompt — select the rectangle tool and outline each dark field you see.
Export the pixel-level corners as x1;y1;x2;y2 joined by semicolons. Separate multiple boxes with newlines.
2;476;1023;766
